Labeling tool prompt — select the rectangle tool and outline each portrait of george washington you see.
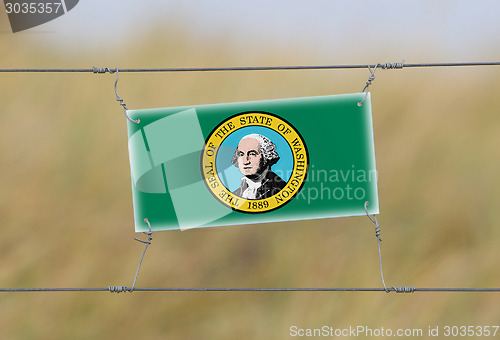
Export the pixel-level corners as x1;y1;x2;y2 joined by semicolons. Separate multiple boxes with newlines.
231;133;286;199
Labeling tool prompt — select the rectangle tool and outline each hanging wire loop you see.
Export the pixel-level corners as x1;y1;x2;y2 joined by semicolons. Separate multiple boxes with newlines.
92;67;139;124
107;218;153;294
357;61;404;106
364;201;415;294
357;64;379;106
129;218;154;293
113;68;140;124
364;201;388;292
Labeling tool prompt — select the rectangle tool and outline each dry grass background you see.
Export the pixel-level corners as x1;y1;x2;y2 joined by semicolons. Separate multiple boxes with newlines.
0;15;499;340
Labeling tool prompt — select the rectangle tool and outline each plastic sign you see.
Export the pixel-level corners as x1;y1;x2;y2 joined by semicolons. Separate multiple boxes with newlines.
126;93;379;232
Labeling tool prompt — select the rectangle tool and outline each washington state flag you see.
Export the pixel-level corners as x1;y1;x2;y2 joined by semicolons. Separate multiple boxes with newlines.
126;93;378;232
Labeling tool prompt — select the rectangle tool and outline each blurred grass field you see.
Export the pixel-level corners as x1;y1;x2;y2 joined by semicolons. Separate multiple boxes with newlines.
0;17;499;340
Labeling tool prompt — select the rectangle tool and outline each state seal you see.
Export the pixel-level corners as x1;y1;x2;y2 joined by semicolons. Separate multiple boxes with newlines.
201;111;309;213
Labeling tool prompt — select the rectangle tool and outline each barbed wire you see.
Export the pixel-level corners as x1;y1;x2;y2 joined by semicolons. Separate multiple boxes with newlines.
0;61;499;73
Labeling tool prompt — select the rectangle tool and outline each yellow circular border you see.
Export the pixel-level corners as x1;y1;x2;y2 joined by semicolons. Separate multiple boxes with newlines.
201;112;309;213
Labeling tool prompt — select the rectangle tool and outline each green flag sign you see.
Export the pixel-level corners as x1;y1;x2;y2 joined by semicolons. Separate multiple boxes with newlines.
127;93;379;232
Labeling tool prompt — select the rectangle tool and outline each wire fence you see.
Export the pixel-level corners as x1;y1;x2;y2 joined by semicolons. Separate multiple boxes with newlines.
1;287;499;294
0;61;499;73
0;60;499;294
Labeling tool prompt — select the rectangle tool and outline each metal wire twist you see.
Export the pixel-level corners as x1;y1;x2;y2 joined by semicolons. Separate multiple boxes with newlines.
92;67;139;123
392;286;416;293
380;61;404;69
129;218;154;292
357;64;378;106
364;201;388;292
108;286;129;293
113;68;140;124
92;67;115;74
357;60;404;106
364;202;416;294
105;219;154;294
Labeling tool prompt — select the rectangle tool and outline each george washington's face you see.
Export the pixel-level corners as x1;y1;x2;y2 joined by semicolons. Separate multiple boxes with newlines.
236;138;264;176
